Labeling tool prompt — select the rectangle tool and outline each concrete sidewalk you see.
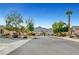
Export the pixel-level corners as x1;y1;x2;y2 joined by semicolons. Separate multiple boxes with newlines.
0;39;31;55
58;37;79;42
0;45;5;51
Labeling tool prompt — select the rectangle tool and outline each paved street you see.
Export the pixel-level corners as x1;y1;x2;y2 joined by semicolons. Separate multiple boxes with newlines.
8;36;79;55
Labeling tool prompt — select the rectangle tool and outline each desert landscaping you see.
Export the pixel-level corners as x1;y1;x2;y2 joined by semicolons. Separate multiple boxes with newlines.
0;3;79;55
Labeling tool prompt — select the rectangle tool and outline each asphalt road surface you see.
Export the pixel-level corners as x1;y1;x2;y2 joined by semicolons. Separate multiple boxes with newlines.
8;36;79;55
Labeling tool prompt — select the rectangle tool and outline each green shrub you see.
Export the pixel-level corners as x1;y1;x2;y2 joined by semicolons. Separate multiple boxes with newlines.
28;32;35;36
12;33;18;38
60;32;67;37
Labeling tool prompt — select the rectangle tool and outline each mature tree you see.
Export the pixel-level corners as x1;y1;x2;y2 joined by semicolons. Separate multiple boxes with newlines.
62;24;68;32
66;9;73;36
20;26;29;33
52;21;66;36
26;17;34;32
5;11;23;32
58;21;65;33
52;22;58;34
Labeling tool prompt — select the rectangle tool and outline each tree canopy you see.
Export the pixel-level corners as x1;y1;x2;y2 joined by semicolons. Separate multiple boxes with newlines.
26;17;34;32
52;21;68;34
5;11;23;31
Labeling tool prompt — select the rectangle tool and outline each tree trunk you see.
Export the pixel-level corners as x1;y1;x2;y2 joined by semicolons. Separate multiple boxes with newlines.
68;15;71;36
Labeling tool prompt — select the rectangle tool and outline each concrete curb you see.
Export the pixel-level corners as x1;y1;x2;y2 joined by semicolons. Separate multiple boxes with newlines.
0;39;32;55
57;37;79;42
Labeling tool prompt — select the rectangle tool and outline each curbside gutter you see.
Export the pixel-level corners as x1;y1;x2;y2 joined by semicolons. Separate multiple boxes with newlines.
0;39;32;55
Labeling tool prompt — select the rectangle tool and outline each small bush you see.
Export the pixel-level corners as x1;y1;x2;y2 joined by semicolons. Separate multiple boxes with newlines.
60;33;67;37
2;33;11;38
12;33;18;38
28;32;35;36
23;35;27;38
70;35;74;38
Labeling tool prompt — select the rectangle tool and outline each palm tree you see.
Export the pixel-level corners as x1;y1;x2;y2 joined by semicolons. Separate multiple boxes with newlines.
66;9;73;36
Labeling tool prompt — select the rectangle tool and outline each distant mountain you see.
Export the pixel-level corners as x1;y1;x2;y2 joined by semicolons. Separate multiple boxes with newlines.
34;26;53;35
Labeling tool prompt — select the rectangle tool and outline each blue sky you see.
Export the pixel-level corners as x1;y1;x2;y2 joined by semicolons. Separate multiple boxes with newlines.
0;3;79;28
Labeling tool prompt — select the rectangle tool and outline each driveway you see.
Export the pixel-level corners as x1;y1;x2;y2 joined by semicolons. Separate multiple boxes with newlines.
8;36;79;55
